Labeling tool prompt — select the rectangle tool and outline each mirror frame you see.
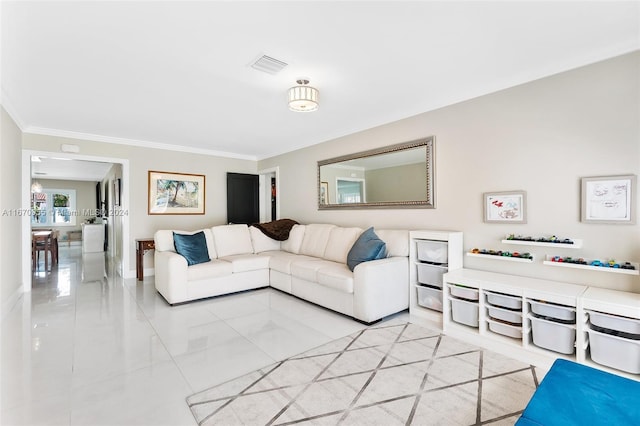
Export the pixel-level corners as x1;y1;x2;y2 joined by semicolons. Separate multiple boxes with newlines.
318;137;435;209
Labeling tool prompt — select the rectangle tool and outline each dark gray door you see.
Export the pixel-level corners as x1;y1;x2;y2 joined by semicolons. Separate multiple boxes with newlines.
227;172;259;224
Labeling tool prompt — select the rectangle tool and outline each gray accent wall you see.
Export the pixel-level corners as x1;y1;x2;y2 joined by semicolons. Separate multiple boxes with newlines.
259;52;640;292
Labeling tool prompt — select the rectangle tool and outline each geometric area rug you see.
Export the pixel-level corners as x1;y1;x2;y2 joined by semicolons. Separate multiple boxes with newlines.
187;322;542;425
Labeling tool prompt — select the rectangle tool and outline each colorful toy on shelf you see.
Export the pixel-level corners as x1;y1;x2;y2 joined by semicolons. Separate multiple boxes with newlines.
550;256;635;270
470;248;532;260
506;234;574;244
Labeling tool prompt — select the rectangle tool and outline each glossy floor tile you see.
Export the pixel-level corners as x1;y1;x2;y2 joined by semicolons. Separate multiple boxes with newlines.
1;246;380;425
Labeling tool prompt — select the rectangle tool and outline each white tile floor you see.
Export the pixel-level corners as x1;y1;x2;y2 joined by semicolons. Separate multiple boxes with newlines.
1;246;403;425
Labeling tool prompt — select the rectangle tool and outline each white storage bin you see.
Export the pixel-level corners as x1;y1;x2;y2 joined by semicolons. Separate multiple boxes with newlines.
416;262;448;288
487;304;522;324
529;315;576;354
529;299;575;322
487;319;522;339
588;310;640;335
588;327;640;374
416;285;443;312
486;291;522;310
450;297;479;328
449;284;479;301
416;240;448;264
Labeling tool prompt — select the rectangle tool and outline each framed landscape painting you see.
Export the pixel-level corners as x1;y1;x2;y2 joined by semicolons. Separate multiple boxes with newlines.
148;170;205;215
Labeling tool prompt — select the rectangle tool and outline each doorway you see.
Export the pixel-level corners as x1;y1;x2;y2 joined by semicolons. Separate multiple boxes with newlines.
258;167;280;223
22;150;130;291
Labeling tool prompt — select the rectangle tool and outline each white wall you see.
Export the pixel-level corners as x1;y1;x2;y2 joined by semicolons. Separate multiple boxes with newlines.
259;52;640;292
1;106;24;313
21;135;257;276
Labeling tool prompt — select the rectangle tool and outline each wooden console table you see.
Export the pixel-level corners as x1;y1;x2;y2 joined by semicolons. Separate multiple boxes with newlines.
136;238;155;281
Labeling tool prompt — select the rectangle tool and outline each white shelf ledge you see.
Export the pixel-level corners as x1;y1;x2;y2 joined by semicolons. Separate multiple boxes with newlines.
543;256;639;275
466;252;534;263
502;239;583;249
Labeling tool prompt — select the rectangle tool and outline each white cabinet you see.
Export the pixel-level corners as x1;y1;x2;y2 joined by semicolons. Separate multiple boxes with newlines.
409;230;463;328
82;223;105;253
441;268;640;381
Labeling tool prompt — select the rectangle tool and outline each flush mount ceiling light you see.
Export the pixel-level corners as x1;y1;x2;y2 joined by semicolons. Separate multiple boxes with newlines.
288;79;319;112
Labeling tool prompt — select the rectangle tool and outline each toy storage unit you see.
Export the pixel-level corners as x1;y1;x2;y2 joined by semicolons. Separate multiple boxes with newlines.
442;268;588;371
582;287;640;377
409;231;463;327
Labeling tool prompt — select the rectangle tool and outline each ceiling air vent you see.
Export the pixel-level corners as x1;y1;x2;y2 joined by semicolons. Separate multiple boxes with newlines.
250;55;288;75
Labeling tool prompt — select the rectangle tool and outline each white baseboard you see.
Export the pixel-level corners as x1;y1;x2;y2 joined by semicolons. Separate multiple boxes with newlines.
1;285;24;322
122;268;154;280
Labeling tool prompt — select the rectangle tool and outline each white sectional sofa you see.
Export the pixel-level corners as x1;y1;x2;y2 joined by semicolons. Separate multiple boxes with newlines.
154;223;409;323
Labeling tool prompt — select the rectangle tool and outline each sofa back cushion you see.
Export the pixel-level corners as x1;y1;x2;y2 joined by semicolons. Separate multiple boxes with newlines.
154;228;217;259
299;224;336;258
376;229;410;257
323;226;363;263
211;224;254;257
281;224;306;254
249;226;281;253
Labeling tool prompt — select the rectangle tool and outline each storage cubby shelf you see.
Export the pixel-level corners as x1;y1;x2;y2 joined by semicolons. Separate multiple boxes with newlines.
502;239;583;249
543;256;639;275
466;252;534;263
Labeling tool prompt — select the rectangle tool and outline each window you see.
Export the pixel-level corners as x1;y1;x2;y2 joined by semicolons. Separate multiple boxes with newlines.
31;189;77;226
336;178;366;204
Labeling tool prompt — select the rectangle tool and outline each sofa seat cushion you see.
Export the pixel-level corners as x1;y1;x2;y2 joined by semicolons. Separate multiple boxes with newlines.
317;264;354;293
290;259;340;283
187;259;234;282
218;254;270;273
261;251;318;274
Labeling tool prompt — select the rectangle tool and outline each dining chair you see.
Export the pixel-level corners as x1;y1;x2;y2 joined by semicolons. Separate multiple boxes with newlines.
32;231;55;271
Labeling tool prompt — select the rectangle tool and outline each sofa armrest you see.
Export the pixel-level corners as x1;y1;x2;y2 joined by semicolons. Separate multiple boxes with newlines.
154;251;189;304
352;256;409;323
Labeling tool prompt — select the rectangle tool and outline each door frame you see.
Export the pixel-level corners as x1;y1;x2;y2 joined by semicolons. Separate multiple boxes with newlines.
21;150;131;291
258;166;280;222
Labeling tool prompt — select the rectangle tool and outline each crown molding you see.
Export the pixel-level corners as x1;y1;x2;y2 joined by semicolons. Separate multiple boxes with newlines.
22;126;258;161
0;90;27;130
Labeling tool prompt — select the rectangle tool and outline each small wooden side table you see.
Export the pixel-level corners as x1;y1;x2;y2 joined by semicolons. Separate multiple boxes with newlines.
136;238;155;281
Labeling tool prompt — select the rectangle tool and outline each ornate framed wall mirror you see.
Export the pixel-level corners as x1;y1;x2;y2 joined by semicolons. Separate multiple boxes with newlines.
318;137;435;209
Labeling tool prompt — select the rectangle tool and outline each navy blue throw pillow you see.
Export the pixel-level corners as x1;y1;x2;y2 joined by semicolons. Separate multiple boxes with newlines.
347;227;387;272
173;231;210;266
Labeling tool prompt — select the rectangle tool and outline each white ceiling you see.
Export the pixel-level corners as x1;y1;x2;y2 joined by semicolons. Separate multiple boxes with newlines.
31;156;113;181
3;1;639;163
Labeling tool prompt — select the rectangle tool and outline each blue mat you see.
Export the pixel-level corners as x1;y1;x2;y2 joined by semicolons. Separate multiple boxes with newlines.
516;359;640;425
